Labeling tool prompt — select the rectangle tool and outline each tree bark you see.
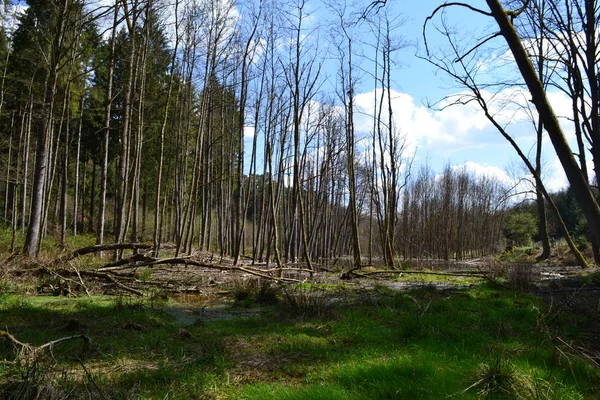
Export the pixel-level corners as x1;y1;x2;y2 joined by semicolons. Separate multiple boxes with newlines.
486;0;600;261
97;0;118;252
24;0;69;257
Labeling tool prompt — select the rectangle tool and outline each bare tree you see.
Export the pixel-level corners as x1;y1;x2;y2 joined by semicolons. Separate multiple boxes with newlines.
24;0;70;256
423;0;598;265
331;2;362;269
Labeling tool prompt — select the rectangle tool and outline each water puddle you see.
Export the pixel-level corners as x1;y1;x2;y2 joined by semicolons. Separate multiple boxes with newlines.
166;293;263;325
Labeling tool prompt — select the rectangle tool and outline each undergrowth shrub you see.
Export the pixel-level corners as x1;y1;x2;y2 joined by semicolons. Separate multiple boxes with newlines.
0;333;94;400
279;286;333;318
230;278;280;306
508;264;536;291
469;353;585;400
0;363;63;400
147;288;169;308
112;296;146;312
487;261;507;281
0;280;13;303
472;355;534;399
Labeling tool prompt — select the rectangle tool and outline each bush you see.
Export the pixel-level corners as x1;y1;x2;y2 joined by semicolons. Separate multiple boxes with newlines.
230;278;280;306
279;286;333;318
508;263;536;290
472;356;534;399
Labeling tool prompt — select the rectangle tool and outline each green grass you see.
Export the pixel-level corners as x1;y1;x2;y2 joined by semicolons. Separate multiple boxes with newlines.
394;270;484;286
0;284;598;399
0;228;99;254
496;246;538;263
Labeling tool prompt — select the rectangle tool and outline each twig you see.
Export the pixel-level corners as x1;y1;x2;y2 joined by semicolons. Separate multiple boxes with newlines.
557;336;600;368
0;252;19;267
99;272;145;296
68;261;91;297
263;266;315;274
475;263;509;289
37;334;92;352
76;355;110;400
1;329;92;362
0;328;30;348
423;2;493;55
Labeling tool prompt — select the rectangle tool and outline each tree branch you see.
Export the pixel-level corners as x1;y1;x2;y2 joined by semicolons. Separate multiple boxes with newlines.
423;2;493;56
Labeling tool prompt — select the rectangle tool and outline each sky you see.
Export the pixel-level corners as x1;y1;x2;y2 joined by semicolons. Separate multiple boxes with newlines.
3;0;581;195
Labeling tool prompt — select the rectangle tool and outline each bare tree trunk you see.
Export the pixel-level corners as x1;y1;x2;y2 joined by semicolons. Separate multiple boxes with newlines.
97;0;119;252
153;0;179;256
115;0;139;255
332;5;362;269
21;100;33;233
24;0;69;257
4;113;13;224
73;93;84;236
486;0;600;262
60;87;71;246
233;6;261;265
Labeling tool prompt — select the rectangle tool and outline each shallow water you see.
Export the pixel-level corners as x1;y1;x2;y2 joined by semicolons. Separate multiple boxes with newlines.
165;303;263;325
166;292;265;325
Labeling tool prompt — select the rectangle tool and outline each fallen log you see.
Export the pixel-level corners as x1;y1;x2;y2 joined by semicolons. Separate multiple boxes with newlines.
21;246;314;297
95;256;309;283
97;253;163;272
344;269;488;279
50;243;152;267
145;258;306;282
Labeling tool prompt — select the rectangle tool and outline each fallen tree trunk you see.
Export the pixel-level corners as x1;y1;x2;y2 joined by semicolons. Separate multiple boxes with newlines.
95;255;311;282
343;269;487;279
52;243;152;265
27;247;314;296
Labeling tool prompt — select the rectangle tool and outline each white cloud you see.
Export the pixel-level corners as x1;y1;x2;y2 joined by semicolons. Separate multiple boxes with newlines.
351;85;584;196
353;86;576;155
452;161;514;186
243;125;255;138
543;158;569;192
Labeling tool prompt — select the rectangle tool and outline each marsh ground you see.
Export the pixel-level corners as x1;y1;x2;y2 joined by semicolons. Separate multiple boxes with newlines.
1;253;599;399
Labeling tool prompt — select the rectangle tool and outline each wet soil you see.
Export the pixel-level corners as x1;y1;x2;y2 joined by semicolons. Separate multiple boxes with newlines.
158;258;596;326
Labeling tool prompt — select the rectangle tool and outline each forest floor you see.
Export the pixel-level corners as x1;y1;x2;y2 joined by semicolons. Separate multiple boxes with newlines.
1;239;600;399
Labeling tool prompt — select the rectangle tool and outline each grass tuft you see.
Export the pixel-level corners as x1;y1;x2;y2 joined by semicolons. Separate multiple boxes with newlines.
230;278;280;306
279;286;334;319
471;355;534;399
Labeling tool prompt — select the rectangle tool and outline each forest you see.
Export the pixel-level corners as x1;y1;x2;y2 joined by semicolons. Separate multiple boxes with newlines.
0;0;597;267
0;0;514;266
0;0;599;398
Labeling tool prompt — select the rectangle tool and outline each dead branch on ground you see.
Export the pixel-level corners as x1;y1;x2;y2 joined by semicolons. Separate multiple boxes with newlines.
50;243;152;267
15;244;314;296
1;329;92;364
342;269;487;279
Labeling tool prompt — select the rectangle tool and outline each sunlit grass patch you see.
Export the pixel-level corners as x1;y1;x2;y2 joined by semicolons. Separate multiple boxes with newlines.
0;281;598;399
394;270;485;286
279;286;335;319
